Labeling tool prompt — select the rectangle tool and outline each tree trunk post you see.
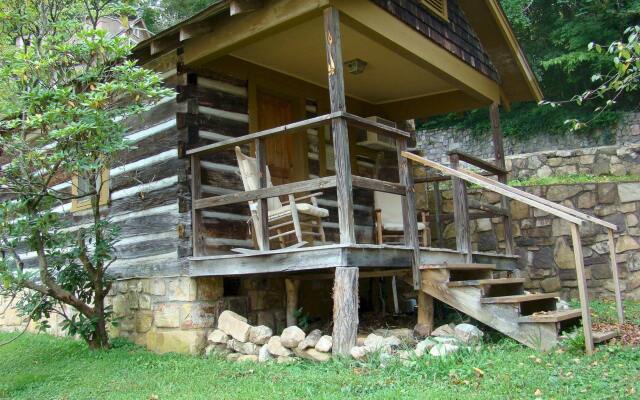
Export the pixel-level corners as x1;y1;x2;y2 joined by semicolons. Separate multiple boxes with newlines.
417;291;434;335
332;267;359;355
323;6;355;245
285;278;300;327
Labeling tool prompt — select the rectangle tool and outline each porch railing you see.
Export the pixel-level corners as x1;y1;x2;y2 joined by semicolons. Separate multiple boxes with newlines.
186;111;422;288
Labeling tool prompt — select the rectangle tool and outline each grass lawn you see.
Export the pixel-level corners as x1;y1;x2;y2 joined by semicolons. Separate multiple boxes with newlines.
1;300;639;400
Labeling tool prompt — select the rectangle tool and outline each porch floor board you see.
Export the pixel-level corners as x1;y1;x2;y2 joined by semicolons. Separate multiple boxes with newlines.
188;244;518;276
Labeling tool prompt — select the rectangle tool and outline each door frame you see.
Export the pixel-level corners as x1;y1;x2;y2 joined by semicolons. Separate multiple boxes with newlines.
248;78;309;182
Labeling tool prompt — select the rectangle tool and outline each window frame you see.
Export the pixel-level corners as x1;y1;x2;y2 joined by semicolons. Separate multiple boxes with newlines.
71;168;110;212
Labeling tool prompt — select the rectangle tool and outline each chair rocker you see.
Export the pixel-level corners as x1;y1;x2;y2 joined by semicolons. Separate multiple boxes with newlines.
235;146;329;251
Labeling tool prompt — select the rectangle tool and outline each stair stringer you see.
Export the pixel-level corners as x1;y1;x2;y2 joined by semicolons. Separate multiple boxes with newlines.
420;271;561;351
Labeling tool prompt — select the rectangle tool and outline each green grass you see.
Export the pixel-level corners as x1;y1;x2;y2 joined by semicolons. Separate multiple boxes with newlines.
508;174;640;187
1;300;639;400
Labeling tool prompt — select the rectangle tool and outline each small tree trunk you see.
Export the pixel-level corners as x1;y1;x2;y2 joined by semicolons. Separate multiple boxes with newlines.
87;296;109;350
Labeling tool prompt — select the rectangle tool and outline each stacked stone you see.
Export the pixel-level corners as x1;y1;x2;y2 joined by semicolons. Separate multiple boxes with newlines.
349;323;484;362
205;310;333;363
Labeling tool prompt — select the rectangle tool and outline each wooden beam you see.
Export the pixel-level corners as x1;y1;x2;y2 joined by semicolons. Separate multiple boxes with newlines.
450;153;472;263
191;155;205;256
397;137;421;289
194;176;336;209
150;33;180;56
433;182;445;247
285;278;300;327
187;112;342;156
417;291;434;335
489;103;514;256
183;0;327;66
343;112;410;138
255;138;269;251
570;223;594;355
324;7;355;245
447;149;506;175
351;175;406;195
230;0;263;16
607;229;625;324
332;267;359;355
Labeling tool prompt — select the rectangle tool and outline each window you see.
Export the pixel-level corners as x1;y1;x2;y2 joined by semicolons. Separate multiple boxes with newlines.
421;0;448;22
71;168;110;212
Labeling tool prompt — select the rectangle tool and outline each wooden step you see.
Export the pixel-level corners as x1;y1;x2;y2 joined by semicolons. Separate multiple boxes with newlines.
447;278;525;288
518;309;582;323
420;263;496;271
481;292;559;304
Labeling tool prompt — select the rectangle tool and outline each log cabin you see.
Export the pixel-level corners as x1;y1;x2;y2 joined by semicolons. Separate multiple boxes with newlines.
8;0;623;354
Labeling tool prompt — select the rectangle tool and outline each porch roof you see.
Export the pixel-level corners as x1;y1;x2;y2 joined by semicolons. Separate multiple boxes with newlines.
133;0;542;117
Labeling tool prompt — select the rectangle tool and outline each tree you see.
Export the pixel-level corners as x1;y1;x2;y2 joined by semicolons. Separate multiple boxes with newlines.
0;0;172;349
555;25;640;130
420;0;640;138
140;0;219;33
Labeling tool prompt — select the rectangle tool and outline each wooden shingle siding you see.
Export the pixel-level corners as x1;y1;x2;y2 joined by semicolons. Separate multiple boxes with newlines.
371;0;499;82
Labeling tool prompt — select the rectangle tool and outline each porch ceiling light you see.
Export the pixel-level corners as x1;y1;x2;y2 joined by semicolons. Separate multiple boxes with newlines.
345;58;367;75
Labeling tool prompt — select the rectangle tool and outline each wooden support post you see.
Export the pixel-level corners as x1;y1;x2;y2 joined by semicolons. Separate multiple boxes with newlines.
607;229;625;324
490;103;514;255
332;267;359;355
570;223;594;355
450;153;472;263
191;155;205;256
433;182;445;247
397;137;421;289
417;291;434;335
323;7;355;245
285;278;300;327
255;138;270;251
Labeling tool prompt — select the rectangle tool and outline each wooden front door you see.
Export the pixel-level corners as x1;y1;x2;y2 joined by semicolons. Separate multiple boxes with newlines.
257;91;297;185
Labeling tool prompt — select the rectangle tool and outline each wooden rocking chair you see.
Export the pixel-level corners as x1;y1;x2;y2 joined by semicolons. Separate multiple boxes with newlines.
373;191;430;247
235;146;329;251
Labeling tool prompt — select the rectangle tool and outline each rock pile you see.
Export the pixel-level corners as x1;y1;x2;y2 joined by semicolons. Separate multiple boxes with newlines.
206;311;485;364
205;310;333;363
350;323;484;361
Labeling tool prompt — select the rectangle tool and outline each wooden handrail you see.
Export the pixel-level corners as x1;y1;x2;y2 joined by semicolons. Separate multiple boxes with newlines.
186;111;411;157
194;176;337;210
403;151;624;355
447;149;507;176
404;152;584;225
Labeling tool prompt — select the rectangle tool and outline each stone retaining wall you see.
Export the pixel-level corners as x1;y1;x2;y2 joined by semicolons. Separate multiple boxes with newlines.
417;112;640;161
427;181;640;300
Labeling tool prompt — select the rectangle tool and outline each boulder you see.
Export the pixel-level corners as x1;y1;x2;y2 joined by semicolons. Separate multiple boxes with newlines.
207;329;229;344
315;335;332;353
454;323;484;345
413;323;432;338
415;338;437;357
430;324;455;337
293;347;331;362
280;326;306;348
248;325;273;345
218;310;251;342
350;346;367;360
258;344;273;362
226;353;241;362
266;336;293;357
297;329;322;350
204;343;229;357
432;336;459;345
429;343;459;357
237;355;258;363
363;334;387;352
227;339;260;355
373;328;414;342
